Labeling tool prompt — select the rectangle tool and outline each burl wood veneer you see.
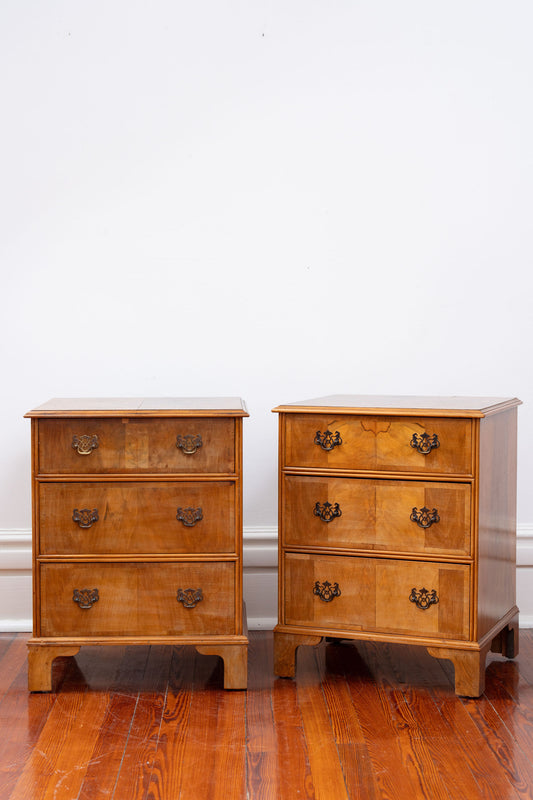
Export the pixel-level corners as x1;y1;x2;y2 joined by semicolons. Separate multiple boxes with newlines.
273;395;521;696
25;397;249;691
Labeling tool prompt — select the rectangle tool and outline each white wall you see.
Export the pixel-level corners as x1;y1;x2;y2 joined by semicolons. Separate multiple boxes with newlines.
1;1;532;626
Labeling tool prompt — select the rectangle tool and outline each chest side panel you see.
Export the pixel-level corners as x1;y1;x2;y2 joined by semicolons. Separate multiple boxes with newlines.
476;409;518;639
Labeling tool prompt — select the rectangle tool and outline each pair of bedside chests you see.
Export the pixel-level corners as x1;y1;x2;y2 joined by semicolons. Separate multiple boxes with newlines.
25;395;521;697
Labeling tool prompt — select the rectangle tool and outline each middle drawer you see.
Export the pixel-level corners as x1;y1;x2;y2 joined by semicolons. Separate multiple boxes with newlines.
38;481;235;555
282;475;472;557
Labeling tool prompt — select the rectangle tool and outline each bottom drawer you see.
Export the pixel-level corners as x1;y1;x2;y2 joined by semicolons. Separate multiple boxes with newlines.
39;561;236;637
283;553;470;640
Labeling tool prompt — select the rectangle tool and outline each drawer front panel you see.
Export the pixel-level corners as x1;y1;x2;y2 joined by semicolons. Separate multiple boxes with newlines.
39;562;235;637
284;414;473;475
283;475;471;557
39;481;235;555
38;418;235;474
283;553;470;640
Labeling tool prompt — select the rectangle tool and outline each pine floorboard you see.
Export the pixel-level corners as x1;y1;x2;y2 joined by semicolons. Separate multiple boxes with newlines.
1;630;533;799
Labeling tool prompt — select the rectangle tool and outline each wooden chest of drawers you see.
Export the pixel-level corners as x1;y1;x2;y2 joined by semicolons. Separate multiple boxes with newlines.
25;398;249;691
273;395;520;696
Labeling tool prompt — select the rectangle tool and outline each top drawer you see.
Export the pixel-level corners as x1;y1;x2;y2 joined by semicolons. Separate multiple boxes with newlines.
37;417;236;475
283;414;473;476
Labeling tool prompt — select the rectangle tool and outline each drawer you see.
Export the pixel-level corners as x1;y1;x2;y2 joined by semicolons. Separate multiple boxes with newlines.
283;553;470;640
39;561;235;637
284;414;473;475
283;475;471;557
37;418;235;475
38;481;235;555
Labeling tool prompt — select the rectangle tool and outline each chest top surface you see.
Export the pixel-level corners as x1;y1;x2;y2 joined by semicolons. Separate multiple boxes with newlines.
25;397;249;418
273;395;521;418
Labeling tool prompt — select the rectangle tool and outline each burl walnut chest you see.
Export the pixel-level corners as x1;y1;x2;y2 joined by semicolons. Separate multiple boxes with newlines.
25;398;248;691
273;395;520;696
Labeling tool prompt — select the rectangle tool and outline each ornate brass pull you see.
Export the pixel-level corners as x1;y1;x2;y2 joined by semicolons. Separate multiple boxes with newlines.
314;430;342;452
313;580;341;602
314;501;342;523
73;588;99;609
176;507;203;527
409;587;439;610
72;434;99;456
177;588;203;608
410;506;440;529
410;432;440;455
176;434;203;455
72;508;99;529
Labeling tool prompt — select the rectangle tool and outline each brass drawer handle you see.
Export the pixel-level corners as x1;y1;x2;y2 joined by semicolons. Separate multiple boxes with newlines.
410;432;440;455
72;434;99;456
313;580;341;602
176;434;203;455
177;588;203;608
314;430;342;451
176;507;203;527
72;508;99;529
409;587;439;610
313;501;342;522
73;588;99;609
410;506;440;529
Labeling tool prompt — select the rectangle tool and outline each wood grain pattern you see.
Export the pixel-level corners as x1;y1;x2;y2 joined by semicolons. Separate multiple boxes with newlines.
476;408;518;640
37;417;236;474
0;635;57;799
110;645;173;800
283;474;472;556
284;552;470;640
195;643;248;690
141;646;195;800
26;397;249;416
284;413;474;475
7;643;129;800
271;677;315;799
39;480;236;555
39;561;236;637
27;644;80;692
295;643;351;800
3;631;533;799
273;395;521;416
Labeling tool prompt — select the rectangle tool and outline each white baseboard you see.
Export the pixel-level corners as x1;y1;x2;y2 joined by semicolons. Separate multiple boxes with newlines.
0;530;32;632
2;525;532;632
516;524;533;628
243;526;278;630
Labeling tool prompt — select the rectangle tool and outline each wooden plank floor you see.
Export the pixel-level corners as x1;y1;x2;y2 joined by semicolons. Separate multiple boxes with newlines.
1;631;533;799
